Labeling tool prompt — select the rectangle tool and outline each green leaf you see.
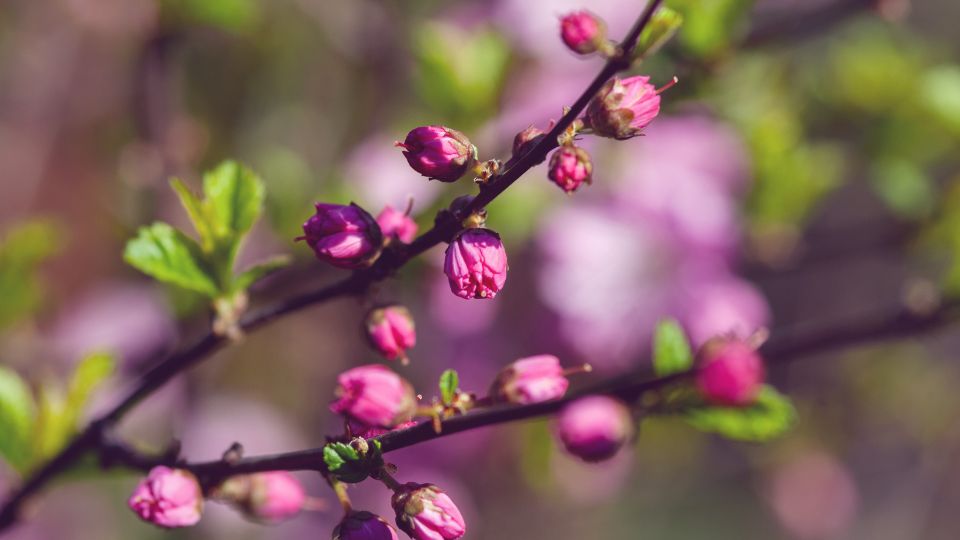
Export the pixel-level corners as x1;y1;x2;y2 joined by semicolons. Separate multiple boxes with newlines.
0;220;62;329
64;352;115;429
170;178;215;251
652;318;693;376
0;367;35;472
232;255;291;293
322;442;356;472
202;160;265;242
123;222;219;297
323;441;381;484
439;369;459;405
685;385;797;442
32;384;70;463
636;6;683;59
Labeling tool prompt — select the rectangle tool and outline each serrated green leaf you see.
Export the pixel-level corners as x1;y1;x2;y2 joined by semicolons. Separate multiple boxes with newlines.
323;442;358;472
232;255;291;293
170;178;215;251
636;6;683;59
202;160;265;241
653;318;693;376
685;385;796;442
439;369;459;405
124;222;219;297
0;367;36;472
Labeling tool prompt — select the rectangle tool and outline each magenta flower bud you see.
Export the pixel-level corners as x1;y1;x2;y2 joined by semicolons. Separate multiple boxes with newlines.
695;338;766;406
560;11;604;55
300;203;383;269
511;125;546;164
555;396;633;463
376;205;418;244
334;511;400;540
489;355;570;404
585;75;673;140
215;471;306;523
396;126;476;182
128;466;203;528
365;305;416;362
330;365;417;428
548;146;593;193
392;483;466;540
443;228;508;300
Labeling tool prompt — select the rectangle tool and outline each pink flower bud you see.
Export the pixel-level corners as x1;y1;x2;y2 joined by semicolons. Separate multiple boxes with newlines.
128;466;203;528
695;337;765;406
365;305;416;362
300;203;382;269
560;11;604;55
443;228;508;300
330;365;417;428
555;396;633;463
396;126;476;182
392;483;466;540
215;471;306;523
334;511;400;540
376;205;418;244
585;75;673;140
548;146;593;193
489;355;570;404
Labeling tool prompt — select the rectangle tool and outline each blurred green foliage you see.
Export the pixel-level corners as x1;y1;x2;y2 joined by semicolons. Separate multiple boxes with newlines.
0;221;61;330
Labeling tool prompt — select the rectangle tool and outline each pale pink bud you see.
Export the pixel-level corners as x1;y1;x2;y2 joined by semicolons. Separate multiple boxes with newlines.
365;305;416;361
548;146;593;193
392;483;466;540
560;11;604;55
489;355;570;404
585;75;673;139
334;511;400;540
376;205;418;244
695;337;765;406
555;396;633;463
330;365;417;428
299;203;382;269
128;466;203;528
443;228;508;300
215;471;306;523
396;126;476;182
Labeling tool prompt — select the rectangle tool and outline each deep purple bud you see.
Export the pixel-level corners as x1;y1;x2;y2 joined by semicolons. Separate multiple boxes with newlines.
392;483;466;540
299;203;382;269
333;511;400;540
556;396;633;462
548;146;593;193
396;126;476;182
443;228;508;300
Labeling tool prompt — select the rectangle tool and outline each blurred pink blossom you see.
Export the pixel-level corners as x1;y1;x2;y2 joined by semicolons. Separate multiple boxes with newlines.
767;452;860;540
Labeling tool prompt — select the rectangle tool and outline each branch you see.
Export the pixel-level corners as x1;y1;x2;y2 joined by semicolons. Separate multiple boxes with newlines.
0;0;665;531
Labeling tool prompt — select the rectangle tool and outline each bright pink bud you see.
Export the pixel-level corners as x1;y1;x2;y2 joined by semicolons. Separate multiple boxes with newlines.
396;126;476;182
560;11;604;54
334;511;400;540
695;338;765;406
300;203;382;269
585;75;671;139
365;305;416;362
376;205;418;244
330;365;417;428
555;396;633;463
128;466;203;528
548;146;593;193
392;483;466;540
215;471;306;523
443;228;508;300
489;355;570;404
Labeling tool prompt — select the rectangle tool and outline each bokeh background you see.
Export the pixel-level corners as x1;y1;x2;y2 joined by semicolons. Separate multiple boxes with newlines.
2;0;960;538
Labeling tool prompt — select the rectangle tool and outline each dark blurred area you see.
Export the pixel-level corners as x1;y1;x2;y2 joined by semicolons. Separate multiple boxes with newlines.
2;0;960;538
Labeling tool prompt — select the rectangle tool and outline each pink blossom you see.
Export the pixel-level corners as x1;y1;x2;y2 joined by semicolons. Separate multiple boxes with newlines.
555;396;633;463
396;126;475;182
128;466;203;528
299;203;382;268
392;483;466;540
214;471;305;523
585;75;666;139
560;11;603;54
365;305;417;361
334;511;400;540
490;355;570;404
330;365;417;428
443;228;508;299
376;205;418;243
548;145;593;193
696;338;766;406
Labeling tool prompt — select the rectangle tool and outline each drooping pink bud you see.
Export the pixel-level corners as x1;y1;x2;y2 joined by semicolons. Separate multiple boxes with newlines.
392;483;466;540
443;228;508;300
214;471;306;524
376;205;418;244
396;126;476;182
334;511;400;540
585;75;675;139
365;305;416;362
489;355;571;404
695;337;765;406
555;396;633;463
330;365;417;428
128;466;203;528
548;146;593;193
299;203;382;269
560;11;605;55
